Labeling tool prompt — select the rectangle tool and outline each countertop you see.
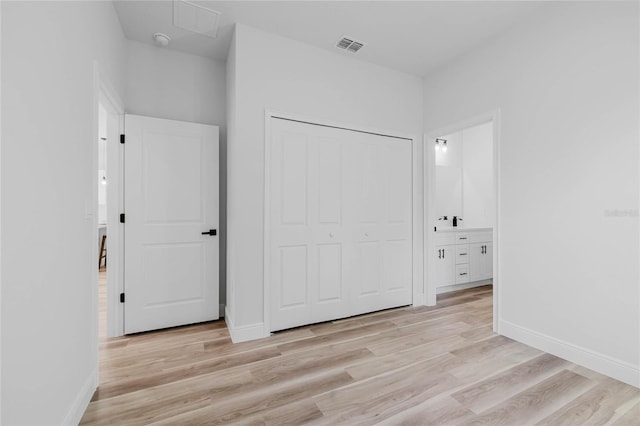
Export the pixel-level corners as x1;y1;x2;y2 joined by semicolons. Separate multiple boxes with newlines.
435;227;492;233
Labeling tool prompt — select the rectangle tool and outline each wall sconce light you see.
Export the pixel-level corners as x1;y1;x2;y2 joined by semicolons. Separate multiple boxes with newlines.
435;138;448;152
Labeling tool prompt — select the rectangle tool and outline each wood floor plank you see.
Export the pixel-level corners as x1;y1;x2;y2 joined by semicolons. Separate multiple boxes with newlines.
451;353;569;413
220;398;324;426
459;324;495;342
367;321;472;356
448;343;545;384
536;378;640;426
249;347;375;383
347;338;466;381
276;321;396;354
93;346;283;400
377;395;475;426
152;371;354;425
82;280;639;425
612;401;640;426
314;367;462;424
462;369;595;426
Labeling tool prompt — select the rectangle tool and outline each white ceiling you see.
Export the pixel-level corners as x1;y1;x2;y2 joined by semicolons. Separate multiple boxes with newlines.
113;1;546;77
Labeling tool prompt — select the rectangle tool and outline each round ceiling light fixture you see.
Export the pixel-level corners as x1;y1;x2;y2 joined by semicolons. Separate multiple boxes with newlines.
153;32;171;47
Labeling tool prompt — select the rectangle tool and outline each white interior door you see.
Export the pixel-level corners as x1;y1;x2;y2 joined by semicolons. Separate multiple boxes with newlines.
269;120;351;331
124;115;219;334
269;118;412;332
349;132;413;316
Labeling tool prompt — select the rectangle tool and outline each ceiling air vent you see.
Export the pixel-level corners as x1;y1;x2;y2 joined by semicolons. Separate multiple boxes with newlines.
336;36;364;53
173;0;221;38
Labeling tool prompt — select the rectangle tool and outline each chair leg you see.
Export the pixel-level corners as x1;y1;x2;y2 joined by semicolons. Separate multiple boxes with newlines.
99;234;107;268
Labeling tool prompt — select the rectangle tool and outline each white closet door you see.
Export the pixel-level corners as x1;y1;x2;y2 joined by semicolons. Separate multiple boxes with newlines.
124;115;219;334
349;132;413;315
270;119;350;331
269;118;412;332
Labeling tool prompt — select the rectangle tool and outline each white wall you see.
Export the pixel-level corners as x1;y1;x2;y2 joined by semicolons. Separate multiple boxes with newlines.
227;24;423;331
462;122;493;229
225;28;238;321
125;40;225;126
423;2;639;385
1;2;126;424
124;40;228;308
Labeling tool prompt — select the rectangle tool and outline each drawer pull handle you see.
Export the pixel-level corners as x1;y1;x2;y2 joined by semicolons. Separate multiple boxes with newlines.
459;272;467;276
438;249;441;259
459;237;467;240
459;253;467;256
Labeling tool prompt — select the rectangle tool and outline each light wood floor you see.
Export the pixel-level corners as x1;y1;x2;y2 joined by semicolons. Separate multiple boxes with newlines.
83;275;639;425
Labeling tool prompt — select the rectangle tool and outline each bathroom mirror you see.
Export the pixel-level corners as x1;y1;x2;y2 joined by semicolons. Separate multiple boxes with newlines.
434;121;494;229
435;166;462;220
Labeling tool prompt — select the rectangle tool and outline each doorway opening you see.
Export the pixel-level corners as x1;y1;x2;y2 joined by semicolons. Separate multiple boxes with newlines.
97;103;108;340
425;111;500;332
93;66;125;373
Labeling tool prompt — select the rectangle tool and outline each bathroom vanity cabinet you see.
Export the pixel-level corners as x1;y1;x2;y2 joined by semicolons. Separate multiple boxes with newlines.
434;228;492;293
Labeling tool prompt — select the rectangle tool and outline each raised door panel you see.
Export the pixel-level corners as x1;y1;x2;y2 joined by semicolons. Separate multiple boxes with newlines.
317;244;343;302
279;246;308;308
280;134;308;226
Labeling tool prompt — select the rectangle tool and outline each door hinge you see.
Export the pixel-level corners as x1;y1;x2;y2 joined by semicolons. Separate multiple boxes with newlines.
120;134;125;144
120;213;125;223
120;293;125;303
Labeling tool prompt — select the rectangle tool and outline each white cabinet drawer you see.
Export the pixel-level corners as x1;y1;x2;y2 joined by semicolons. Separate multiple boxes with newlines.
468;231;492;243
455;264;469;284
455;233;469;243
455;244;469;264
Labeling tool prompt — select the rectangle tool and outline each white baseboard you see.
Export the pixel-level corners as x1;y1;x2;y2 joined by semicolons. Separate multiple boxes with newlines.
437;280;492;294
500;319;639;388
224;306;269;343
412;292;425;306
62;369;97;425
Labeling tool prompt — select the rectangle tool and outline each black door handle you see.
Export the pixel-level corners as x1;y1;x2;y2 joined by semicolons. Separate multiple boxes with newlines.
202;229;217;236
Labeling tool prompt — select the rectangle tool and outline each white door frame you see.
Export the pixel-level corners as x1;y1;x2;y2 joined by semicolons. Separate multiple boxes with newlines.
92;61;125;349
424;109;501;332
263;109;423;335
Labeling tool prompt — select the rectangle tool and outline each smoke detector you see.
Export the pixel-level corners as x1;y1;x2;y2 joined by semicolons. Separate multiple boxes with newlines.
153;33;171;47
336;36;365;53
